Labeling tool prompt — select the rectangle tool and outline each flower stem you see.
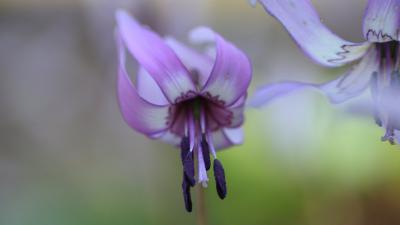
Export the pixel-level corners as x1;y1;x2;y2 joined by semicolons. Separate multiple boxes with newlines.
196;185;208;225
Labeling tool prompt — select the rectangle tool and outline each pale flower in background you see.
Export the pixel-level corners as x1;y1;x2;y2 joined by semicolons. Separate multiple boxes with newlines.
250;0;400;144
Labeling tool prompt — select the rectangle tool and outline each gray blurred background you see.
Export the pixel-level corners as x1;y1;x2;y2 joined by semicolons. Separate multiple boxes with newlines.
3;0;400;225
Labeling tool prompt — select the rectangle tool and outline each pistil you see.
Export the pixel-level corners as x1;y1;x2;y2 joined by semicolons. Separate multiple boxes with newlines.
179;98;230;211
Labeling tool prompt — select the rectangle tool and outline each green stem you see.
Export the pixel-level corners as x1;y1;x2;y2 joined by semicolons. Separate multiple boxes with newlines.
196;185;208;225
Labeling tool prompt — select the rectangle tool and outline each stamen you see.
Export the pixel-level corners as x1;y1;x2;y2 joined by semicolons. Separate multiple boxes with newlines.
213;159;227;199
200;106;214;167
187;110;195;152
200;105;206;133
201;134;211;171
382;128;395;145
181;173;192;212
180;137;190;160
180;137;196;186
206;131;217;159
197;143;209;187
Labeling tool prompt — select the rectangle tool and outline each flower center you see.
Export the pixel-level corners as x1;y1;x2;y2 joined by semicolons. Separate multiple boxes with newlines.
170;96;229;212
371;41;400;144
168;97;233;136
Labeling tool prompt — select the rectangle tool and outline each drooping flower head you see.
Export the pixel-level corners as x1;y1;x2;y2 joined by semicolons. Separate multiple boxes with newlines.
250;0;400;144
115;10;252;212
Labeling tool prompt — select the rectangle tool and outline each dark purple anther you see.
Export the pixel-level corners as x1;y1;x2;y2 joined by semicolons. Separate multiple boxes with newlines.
201;134;211;171
181;173;192;212
213;159;227;199
180;136;190;162
180;137;195;186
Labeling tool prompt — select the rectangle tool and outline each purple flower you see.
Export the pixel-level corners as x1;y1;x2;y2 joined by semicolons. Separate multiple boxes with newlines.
250;0;400;144
115;10;252;212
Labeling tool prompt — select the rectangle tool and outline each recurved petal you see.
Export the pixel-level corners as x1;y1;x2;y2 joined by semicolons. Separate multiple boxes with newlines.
212;127;244;150
116;29;169;136
164;37;213;88
149;130;181;146
137;67;169;106
116;10;196;103
255;0;370;67
250;48;379;107
190;27;252;106
319;48;380;103
227;95;246;128
249;82;313;108
363;0;400;42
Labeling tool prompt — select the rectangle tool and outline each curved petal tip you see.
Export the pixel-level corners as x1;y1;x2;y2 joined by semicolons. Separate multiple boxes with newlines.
189;26;252;106
249;0;258;7
256;0;370;67
115;9;196;103
189;26;215;44
249;82;312;108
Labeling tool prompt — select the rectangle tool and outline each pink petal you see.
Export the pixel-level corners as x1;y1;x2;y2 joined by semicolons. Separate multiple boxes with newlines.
250;48;379;107
319;48;380;103
150;130;181;146
116;29;169;136
137;67;169;106
227;95;247;128
164;37;213;88
190;27;252;106
212;128;244;150
255;0;370;67
116;10;196;103
249;82;313;108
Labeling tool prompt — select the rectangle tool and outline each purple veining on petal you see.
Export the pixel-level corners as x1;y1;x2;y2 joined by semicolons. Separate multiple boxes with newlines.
365;29;397;42
255;0;370;67
327;43;372;64
363;0;400;42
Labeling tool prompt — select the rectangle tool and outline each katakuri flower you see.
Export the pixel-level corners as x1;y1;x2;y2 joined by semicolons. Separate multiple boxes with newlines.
250;0;400;144
115;10;252;212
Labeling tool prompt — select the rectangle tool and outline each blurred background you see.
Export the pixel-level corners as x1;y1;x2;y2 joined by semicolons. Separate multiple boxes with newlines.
2;0;400;224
